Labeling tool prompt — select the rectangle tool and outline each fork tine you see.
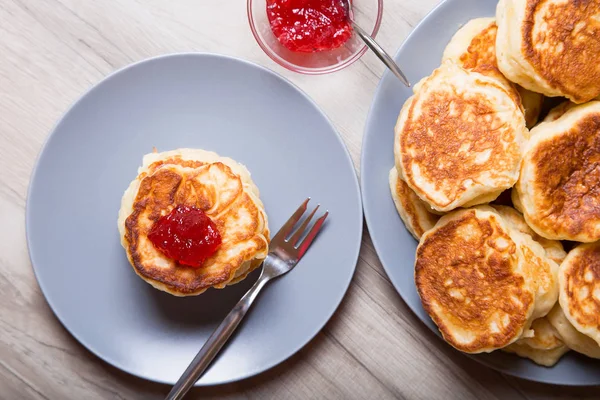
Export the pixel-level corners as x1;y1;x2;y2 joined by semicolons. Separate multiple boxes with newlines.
289;204;320;246
296;211;329;259
271;198;310;243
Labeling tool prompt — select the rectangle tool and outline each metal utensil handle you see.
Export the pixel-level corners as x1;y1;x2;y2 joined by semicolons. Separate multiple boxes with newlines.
352;23;411;87
166;274;270;400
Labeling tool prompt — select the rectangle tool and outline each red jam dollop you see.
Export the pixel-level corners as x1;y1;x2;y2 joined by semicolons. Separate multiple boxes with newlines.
267;0;353;53
148;205;222;268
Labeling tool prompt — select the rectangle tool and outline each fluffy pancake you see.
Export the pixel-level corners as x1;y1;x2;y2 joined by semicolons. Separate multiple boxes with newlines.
118;148;270;296
515;101;600;242
442;18;515;88
548;303;600;359
415;207;536;353
511;187;523;213
492;205;566;265
510;229;559;320
389;167;440;239
558;242;600;347
516;85;544;129
442;17;542;127
529;101;577;134
543;101;577;124
504;316;569;366
395;61;527;212
496;0;600;103
495;206;564;321
461;190;504;208
517;317;565;350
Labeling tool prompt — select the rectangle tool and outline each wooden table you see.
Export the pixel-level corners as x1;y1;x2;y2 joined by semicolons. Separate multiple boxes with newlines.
1;1;599;398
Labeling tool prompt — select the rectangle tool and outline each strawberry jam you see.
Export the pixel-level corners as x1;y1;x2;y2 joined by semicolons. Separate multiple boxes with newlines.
267;0;353;53
148;205;221;268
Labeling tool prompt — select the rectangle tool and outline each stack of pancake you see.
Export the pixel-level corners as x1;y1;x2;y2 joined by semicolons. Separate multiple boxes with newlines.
118;148;270;296
390;0;600;366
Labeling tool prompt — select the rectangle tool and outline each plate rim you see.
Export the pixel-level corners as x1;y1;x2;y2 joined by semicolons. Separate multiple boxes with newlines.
360;0;600;386
25;52;364;386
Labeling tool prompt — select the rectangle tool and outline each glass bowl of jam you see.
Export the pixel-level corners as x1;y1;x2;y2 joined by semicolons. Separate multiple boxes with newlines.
248;0;383;74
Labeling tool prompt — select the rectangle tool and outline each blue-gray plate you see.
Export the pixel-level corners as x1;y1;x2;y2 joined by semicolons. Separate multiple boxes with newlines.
26;53;363;385
361;0;600;386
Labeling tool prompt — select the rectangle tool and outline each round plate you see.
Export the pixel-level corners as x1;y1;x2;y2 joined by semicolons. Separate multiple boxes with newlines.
361;0;600;386
27;53;362;386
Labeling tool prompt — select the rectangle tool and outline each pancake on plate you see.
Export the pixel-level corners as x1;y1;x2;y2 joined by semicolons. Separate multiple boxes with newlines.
510;187;523;213
442;17;543;127
388;167;440;239
542;101;577;124
548;303;600;359
415;207;536;353
118;148;270;296
504;316;569;366
558;242;600;347
509;228;559;320
516;86;544;129
496;0;600;103
394;61;527;213
526;101;577;136
515;101;600;242
492;205;566;265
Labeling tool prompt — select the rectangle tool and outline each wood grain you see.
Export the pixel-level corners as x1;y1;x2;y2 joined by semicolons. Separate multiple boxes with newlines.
1;0;599;398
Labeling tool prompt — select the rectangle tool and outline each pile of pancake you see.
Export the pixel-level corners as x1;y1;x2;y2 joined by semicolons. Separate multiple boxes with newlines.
118;148;270;296
390;0;600;366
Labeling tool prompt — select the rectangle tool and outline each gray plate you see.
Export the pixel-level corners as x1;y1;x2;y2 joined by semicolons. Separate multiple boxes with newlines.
26;53;363;386
361;0;600;386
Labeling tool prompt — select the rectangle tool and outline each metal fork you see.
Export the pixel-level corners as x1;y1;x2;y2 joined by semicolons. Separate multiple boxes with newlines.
166;198;328;399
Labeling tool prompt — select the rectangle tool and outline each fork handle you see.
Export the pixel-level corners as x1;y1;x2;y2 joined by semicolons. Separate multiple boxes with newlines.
166;274;270;400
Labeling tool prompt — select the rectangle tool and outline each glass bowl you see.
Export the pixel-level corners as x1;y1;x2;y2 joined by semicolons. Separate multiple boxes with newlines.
248;0;383;74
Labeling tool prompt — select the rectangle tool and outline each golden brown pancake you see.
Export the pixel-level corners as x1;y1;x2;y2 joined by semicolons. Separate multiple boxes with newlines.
389;167;440;239
558;242;600;346
395;61;527;212
118;149;270;296
442;17;542;127
443;18;515;87
511;187;523;213
504;316;569;366
543;101;577;123
548;303;600;359
516;85;544;129
496;0;600;103
510;229;559;320
517;317;564;350
492;205;566;265
415;207;536;353
515;101;600;242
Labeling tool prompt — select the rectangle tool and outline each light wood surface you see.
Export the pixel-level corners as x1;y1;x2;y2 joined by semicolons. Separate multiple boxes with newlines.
1;0;599;399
